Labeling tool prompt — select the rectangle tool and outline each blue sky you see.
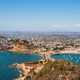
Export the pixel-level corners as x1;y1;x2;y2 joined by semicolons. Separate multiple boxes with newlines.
0;0;80;32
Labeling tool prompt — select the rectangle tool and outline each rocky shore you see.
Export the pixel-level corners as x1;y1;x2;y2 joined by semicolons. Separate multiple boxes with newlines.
12;61;45;80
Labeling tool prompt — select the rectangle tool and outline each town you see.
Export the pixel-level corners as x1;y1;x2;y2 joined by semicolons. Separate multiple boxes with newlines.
0;32;80;80
0;32;80;54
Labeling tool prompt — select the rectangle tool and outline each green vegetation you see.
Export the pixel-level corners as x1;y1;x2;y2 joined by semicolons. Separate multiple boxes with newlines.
53;47;64;50
33;60;80;80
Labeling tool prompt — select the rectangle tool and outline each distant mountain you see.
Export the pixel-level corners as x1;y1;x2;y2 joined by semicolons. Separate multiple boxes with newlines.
0;31;80;39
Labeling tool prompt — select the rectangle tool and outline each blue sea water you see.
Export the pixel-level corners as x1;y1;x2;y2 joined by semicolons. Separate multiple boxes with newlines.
0;51;42;80
51;53;80;64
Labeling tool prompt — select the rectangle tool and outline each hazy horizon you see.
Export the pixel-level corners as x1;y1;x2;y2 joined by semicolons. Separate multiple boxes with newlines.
0;0;80;32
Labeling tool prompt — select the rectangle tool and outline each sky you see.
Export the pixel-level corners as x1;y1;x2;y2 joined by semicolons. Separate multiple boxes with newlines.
0;0;80;32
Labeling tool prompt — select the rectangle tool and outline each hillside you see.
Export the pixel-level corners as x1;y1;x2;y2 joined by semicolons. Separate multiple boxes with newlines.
33;60;80;80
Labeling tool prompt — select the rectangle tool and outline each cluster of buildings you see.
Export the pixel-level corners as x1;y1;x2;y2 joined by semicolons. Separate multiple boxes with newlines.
0;33;80;80
0;34;80;53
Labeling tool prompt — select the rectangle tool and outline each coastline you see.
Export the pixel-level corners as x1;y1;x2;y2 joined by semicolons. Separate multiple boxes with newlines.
12;62;44;80
1;50;80;80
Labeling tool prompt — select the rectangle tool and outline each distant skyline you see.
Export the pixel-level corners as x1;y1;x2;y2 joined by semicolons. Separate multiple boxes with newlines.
0;0;80;32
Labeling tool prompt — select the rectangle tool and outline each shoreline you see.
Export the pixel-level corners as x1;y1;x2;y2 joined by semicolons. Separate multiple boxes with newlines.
1;50;80;80
11;50;80;80
12;62;44;80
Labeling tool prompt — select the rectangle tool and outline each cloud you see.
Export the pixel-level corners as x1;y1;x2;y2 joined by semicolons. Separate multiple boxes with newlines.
50;23;80;32
75;24;80;27
52;23;80;28
52;24;69;27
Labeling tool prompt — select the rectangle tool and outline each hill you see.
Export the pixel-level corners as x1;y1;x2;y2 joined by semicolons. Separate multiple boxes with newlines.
33;60;80;80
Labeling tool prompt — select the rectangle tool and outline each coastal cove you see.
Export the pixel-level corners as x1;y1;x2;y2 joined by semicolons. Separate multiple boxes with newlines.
51;53;80;64
0;51;42;80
